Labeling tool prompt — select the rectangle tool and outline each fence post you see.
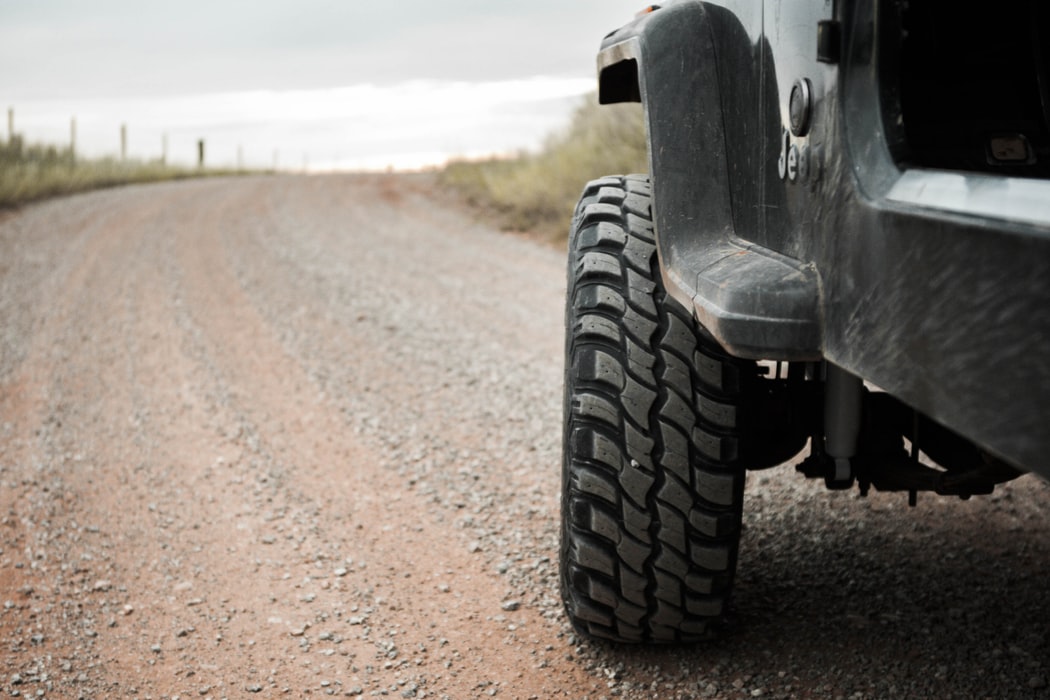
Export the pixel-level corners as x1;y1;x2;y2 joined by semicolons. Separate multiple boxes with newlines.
120;123;127;161
162;133;168;166
197;139;205;169
7;107;12;142
70;117;77;165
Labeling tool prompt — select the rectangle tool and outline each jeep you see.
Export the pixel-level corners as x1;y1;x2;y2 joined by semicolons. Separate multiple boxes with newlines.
561;0;1050;642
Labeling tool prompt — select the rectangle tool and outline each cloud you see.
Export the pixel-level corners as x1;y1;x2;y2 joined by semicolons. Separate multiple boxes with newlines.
0;1;642;168
0;0;642;99
11;77;598;170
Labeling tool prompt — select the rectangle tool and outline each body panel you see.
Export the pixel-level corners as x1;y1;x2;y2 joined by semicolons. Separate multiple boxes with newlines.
597;0;1050;475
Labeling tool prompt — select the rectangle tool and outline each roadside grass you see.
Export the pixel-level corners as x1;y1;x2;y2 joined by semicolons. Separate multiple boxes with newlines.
0;137;244;209
440;94;646;243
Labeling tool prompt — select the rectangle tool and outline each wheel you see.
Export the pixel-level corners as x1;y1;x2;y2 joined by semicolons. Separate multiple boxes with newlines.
560;174;758;642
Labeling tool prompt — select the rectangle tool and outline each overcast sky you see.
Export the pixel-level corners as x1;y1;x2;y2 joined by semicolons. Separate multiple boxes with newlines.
1;1;644;169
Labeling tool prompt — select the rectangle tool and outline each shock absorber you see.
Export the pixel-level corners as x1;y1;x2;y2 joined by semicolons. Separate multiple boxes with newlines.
823;363;864;486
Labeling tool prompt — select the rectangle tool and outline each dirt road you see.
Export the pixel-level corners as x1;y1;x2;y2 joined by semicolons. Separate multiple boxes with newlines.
0;174;1046;699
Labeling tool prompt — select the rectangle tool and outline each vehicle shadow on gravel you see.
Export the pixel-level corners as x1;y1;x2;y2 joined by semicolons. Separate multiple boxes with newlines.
586;476;1049;698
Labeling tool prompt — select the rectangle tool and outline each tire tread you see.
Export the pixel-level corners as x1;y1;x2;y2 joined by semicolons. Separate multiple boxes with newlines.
562;176;755;643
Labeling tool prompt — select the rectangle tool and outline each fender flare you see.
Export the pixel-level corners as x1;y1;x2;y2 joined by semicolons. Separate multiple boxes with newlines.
597;2;823;360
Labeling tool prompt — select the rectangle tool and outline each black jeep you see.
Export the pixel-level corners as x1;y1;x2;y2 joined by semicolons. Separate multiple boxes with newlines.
561;0;1050;642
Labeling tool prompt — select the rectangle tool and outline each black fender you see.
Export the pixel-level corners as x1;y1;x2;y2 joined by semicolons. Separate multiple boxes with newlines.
597;1;822;360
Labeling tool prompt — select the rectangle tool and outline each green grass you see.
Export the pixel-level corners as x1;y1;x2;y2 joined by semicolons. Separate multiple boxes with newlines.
441;94;647;242
0;136;243;209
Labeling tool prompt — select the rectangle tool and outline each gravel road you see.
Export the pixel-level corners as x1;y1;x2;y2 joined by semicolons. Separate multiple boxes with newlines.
0;173;1046;699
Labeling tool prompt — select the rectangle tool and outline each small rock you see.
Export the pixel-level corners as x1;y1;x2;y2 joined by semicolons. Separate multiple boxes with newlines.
501;600;521;612
246;684;263;693
1029;676;1048;690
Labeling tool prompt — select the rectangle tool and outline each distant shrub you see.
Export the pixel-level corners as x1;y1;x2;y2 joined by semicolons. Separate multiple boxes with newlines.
441;93;646;243
0;137;245;209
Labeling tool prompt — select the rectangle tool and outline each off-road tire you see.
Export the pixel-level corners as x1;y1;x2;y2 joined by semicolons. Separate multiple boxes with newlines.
561;175;756;643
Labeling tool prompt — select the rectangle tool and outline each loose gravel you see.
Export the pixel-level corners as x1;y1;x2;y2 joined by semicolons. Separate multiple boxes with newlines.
0;174;1046;699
